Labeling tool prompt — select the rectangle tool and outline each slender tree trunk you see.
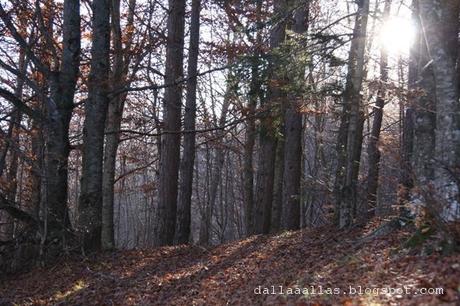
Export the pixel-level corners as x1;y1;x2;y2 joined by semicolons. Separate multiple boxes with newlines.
334;106;350;224
281;1;309;231
78;0;110;252
270;137;284;233
199;77;233;245
101;0;136;250
0;109;22;179
0;45;26;241
155;0;186;246
338;0;370;228
243;0;262;236
1;123;22;241
254;0;289;234
399;2;418;217
366;0;391;217
175;0;201;245
0;121;12;178
243;69;257;235
30;117;43;220
101;103;121;250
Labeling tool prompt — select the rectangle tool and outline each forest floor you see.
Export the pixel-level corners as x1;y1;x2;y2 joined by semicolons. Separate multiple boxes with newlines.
1;219;460;306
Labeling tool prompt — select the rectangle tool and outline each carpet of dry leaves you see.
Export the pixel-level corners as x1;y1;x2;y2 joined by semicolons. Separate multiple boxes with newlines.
1;219;459;305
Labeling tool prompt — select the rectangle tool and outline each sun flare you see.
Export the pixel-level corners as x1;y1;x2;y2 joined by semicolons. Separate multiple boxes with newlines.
378;17;416;55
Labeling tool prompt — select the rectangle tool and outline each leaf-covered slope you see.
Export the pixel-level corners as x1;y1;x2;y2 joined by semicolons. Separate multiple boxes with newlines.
1;221;459;305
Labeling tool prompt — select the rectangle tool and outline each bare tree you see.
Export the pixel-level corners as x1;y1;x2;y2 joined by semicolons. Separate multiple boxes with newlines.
175;0;202;245
78;0;110;251
0;0;81;242
101;0;137;250
243;0;263;236
366;0;391;217
155;0;186;246
399;1;418;216
335;0;369;228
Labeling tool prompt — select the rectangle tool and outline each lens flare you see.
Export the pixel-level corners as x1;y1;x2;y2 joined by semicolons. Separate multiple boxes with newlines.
378;17;415;55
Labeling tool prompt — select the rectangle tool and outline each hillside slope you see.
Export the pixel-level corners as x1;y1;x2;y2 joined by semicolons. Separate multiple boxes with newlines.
1;220;459;305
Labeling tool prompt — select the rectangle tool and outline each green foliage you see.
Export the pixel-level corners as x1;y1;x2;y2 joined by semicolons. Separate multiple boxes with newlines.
270;33;310;95
403;226;435;249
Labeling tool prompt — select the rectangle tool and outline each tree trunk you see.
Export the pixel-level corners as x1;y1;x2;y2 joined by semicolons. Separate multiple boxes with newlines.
101;0;136;250
338;0;370;228
0;111;22;179
281;1;309;231
101;103;121;250
411;0;436;203
175;0;201;245
155;0;186;246
243;0;262;236
243;69;257;235
35;0;78;235
419;0;460;220
366;0;391;217
30;117;43;220
271;138;284;232
78;0;110;252
399;0;418;217
253;0;288;234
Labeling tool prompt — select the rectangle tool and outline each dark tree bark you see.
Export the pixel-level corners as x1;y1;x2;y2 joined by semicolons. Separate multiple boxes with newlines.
44;0;80;231
271;138;284;232
30;117;43;220
281;1;309;231
0;0;81;245
155;0;186;246
253;0;289;235
175;0;201;245
78;0;111;252
243;60;258;235
366;0;391;216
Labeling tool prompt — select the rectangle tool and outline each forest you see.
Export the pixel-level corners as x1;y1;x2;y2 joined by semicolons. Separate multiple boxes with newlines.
0;0;459;305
